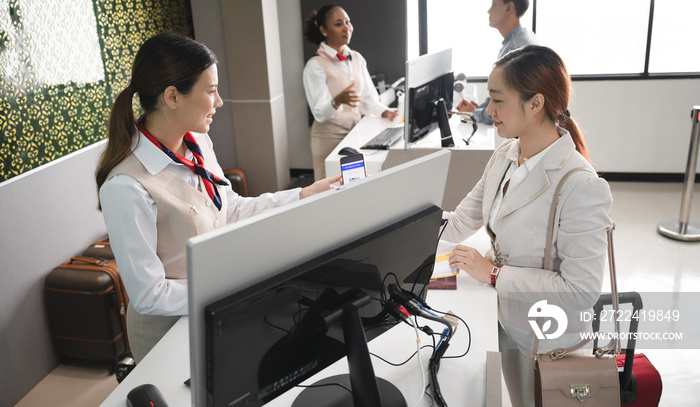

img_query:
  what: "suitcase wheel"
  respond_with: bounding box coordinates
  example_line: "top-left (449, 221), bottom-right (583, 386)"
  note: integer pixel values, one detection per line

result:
top-left (115, 355), bottom-right (136, 383)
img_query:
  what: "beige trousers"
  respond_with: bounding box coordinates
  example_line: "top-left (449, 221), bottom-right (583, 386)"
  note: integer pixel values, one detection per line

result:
top-left (126, 303), bottom-right (180, 363)
top-left (310, 123), bottom-right (347, 181)
top-left (499, 323), bottom-right (536, 407)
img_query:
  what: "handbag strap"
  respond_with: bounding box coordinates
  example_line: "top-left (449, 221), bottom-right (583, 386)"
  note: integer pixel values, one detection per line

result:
top-left (532, 167), bottom-right (620, 360)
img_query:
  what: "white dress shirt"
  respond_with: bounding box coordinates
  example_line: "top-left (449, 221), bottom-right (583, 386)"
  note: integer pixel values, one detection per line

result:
top-left (99, 131), bottom-right (300, 316)
top-left (303, 42), bottom-right (387, 123)
top-left (488, 138), bottom-right (557, 227)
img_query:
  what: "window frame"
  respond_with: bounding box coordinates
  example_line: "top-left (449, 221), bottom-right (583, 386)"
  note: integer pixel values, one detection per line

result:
top-left (418, 0), bottom-right (700, 82)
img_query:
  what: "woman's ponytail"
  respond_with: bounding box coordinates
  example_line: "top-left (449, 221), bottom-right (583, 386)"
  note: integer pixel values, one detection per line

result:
top-left (95, 86), bottom-right (137, 197)
top-left (303, 10), bottom-right (323, 45)
top-left (560, 115), bottom-right (590, 163)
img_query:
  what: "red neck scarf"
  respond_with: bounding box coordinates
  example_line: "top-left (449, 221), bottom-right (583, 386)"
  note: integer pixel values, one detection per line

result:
top-left (139, 123), bottom-right (228, 210)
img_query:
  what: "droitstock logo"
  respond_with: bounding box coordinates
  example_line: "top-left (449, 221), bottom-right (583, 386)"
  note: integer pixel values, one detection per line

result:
top-left (528, 300), bottom-right (568, 340)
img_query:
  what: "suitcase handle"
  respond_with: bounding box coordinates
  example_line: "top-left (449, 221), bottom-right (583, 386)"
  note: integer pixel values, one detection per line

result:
top-left (91, 237), bottom-right (111, 247)
top-left (593, 291), bottom-right (643, 392)
top-left (70, 256), bottom-right (108, 266)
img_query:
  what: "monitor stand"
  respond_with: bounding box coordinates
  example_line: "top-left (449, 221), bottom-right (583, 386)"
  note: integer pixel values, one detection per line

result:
top-left (292, 289), bottom-right (407, 407)
top-left (292, 375), bottom-right (406, 407)
top-left (435, 98), bottom-right (454, 148)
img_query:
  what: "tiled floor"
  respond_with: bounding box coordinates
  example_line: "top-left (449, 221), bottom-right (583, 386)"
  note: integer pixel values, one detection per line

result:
top-left (601, 182), bottom-right (700, 407)
top-left (16, 181), bottom-right (700, 406)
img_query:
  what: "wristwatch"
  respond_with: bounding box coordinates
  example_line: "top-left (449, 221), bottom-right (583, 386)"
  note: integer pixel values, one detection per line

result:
top-left (490, 266), bottom-right (501, 287)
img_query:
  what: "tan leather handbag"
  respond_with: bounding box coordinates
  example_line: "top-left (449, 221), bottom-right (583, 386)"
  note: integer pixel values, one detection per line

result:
top-left (533, 168), bottom-right (621, 406)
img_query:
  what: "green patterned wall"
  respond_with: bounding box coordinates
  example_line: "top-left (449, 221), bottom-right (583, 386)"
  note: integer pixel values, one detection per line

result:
top-left (0, 0), bottom-right (193, 182)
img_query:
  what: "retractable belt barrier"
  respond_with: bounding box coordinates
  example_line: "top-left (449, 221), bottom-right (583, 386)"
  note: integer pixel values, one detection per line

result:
top-left (658, 105), bottom-right (700, 241)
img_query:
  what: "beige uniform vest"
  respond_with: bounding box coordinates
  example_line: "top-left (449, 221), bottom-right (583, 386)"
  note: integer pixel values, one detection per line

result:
top-left (107, 141), bottom-right (228, 279)
top-left (310, 54), bottom-right (366, 179)
top-left (311, 54), bottom-right (364, 134)
top-left (107, 138), bottom-right (229, 362)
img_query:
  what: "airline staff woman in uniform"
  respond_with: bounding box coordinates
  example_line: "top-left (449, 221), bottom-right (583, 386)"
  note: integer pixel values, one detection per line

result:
top-left (303, 4), bottom-right (398, 180)
top-left (443, 45), bottom-right (613, 407)
top-left (95, 33), bottom-right (340, 363)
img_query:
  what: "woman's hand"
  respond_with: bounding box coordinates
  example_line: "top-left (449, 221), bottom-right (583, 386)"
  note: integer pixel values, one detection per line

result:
top-left (301, 175), bottom-right (342, 198)
top-left (334, 82), bottom-right (361, 108)
top-left (381, 109), bottom-right (398, 121)
top-left (448, 244), bottom-right (493, 285)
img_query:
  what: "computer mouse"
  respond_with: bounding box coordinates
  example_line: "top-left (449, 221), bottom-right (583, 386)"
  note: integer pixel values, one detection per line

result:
top-left (127, 383), bottom-right (168, 407)
top-left (338, 146), bottom-right (361, 156)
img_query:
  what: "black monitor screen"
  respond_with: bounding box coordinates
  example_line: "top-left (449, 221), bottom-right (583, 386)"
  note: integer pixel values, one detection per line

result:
top-left (204, 205), bottom-right (443, 407)
top-left (406, 72), bottom-right (454, 144)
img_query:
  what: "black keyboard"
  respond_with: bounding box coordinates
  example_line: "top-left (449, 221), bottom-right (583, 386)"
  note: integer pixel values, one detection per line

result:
top-left (361, 127), bottom-right (404, 150)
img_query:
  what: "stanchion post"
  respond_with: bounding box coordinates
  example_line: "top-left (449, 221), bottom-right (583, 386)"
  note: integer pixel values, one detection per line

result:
top-left (658, 106), bottom-right (700, 241)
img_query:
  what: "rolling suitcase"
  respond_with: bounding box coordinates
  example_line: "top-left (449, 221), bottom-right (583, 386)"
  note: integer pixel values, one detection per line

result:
top-left (593, 292), bottom-right (663, 406)
top-left (44, 256), bottom-right (130, 367)
top-left (615, 353), bottom-right (662, 407)
top-left (222, 167), bottom-right (249, 197)
top-left (82, 236), bottom-right (114, 259)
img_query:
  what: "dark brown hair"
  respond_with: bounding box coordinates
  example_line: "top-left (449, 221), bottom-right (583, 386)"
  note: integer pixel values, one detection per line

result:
top-left (95, 32), bottom-right (217, 202)
top-left (495, 45), bottom-right (589, 162)
top-left (506, 0), bottom-right (530, 17)
top-left (303, 4), bottom-right (338, 45)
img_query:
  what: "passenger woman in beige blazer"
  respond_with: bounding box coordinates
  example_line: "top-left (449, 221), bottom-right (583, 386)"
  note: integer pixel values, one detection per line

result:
top-left (302, 5), bottom-right (397, 180)
top-left (96, 33), bottom-right (339, 363)
top-left (443, 45), bottom-right (613, 407)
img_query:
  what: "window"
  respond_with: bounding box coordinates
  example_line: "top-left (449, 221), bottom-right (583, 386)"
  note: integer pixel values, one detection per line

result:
top-left (648, 0), bottom-right (700, 74)
top-left (412, 0), bottom-right (533, 77)
top-left (1, 0), bottom-right (104, 85)
top-left (536, 0), bottom-right (650, 75)
top-left (411, 0), bottom-right (700, 78)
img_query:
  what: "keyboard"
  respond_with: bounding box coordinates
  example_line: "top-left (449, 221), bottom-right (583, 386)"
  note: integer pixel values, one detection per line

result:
top-left (361, 126), bottom-right (404, 150)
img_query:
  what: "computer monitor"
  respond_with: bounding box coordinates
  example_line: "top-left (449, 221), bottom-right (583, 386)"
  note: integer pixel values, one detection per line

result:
top-left (404, 48), bottom-right (454, 147)
top-left (205, 205), bottom-right (443, 407)
top-left (187, 150), bottom-right (451, 407)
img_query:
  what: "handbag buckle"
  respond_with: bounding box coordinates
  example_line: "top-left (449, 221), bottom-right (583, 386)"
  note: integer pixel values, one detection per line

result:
top-left (595, 348), bottom-right (611, 358)
top-left (570, 384), bottom-right (591, 401)
top-left (548, 348), bottom-right (567, 360)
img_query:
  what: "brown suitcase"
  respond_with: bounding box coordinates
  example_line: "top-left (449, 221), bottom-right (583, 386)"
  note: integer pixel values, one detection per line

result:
top-left (223, 167), bottom-right (249, 197)
top-left (44, 256), bottom-right (130, 365)
top-left (82, 237), bottom-right (114, 259)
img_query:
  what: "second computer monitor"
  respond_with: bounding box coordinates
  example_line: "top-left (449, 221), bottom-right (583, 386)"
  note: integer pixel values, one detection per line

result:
top-left (404, 48), bottom-right (454, 146)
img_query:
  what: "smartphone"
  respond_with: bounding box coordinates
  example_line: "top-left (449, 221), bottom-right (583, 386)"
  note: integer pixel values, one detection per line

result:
top-left (340, 153), bottom-right (367, 184)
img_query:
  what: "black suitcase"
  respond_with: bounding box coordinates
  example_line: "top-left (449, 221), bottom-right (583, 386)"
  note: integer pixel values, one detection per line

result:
top-left (44, 256), bottom-right (130, 367)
